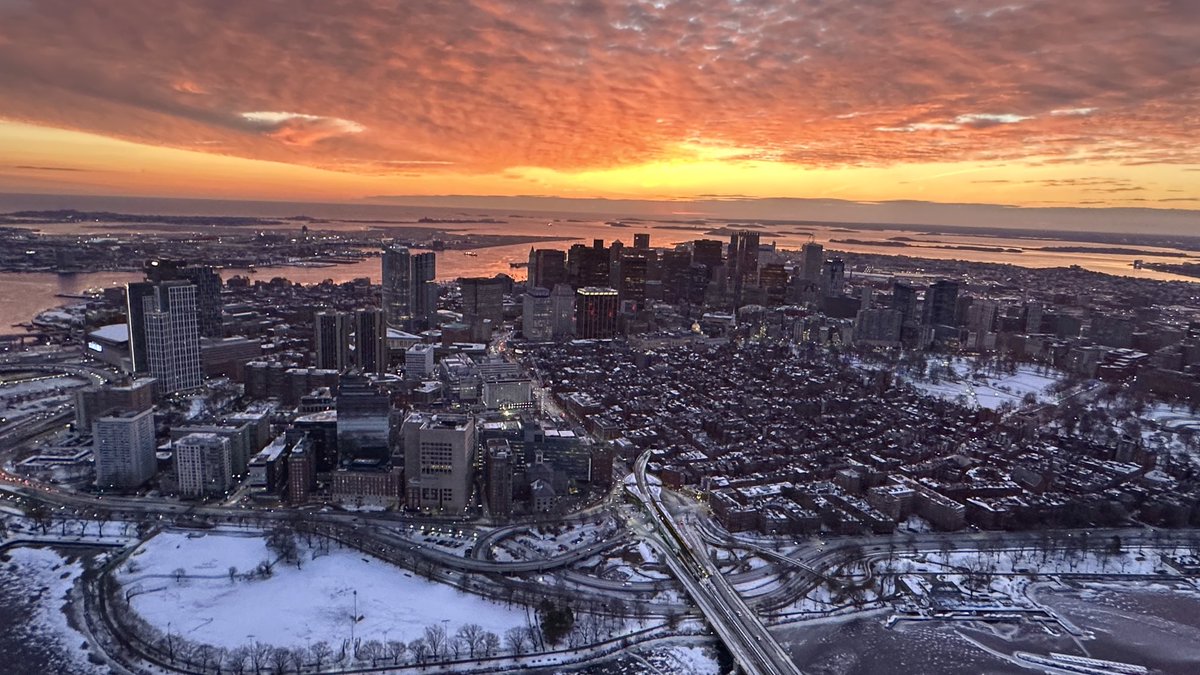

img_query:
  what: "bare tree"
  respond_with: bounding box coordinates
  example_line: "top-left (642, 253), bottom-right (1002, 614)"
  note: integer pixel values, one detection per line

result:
top-left (423, 623), bottom-right (448, 659)
top-left (269, 647), bottom-right (291, 674)
top-left (457, 623), bottom-right (486, 658)
top-left (249, 641), bottom-right (271, 673)
top-left (505, 626), bottom-right (528, 655)
top-left (386, 640), bottom-right (407, 665)
top-left (174, 567), bottom-right (187, 583)
top-left (225, 646), bottom-right (250, 675)
top-left (482, 631), bottom-right (500, 657)
top-left (310, 640), bottom-right (333, 670)
top-left (358, 640), bottom-right (384, 665)
top-left (228, 565), bottom-right (239, 583)
top-left (409, 638), bottom-right (430, 664)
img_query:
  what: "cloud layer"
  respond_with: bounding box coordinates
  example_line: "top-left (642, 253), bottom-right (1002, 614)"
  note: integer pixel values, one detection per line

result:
top-left (0, 0), bottom-right (1197, 176)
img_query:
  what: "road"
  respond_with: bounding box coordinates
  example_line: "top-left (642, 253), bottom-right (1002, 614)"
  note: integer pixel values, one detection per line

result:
top-left (629, 451), bottom-right (803, 675)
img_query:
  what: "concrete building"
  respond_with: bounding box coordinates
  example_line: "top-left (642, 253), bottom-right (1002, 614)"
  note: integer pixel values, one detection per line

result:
top-left (485, 438), bottom-right (514, 517)
top-left (75, 378), bottom-right (156, 429)
top-left (93, 408), bottom-right (157, 489)
top-left (522, 287), bottom-right (554, 341)
top-left (174, 432), bottom-right (233, 497)
top-left (405, 342), bottom-right (436, 380)
top-left (550, 283), bottom-right (576, 338)
top-left (528, 248), bottom-right (568, 290)
top-left (402, 412), bottom-right (476, 513)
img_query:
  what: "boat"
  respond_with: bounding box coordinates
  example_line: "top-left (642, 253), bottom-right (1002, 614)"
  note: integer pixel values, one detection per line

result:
top-left (463, 251), bottom-right (478, 257)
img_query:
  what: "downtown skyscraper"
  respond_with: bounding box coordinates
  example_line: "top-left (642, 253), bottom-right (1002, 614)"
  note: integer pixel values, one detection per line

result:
top-left (381, 244), bottom-right (437, 331)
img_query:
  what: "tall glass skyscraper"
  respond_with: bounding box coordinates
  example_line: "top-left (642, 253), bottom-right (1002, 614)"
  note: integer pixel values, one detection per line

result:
top-left (381, 244), bottom-right (436, 331)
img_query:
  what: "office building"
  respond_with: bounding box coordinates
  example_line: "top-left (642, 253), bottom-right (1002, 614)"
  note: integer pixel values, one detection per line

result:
top-left (314, 310), bottom-right (351, 371)
top-left (575, 287), bottom-right (619, 339)
top-left (550, 283), bottom-right (576, 338)
top-left (402, 412), bottom-right (477, 513)
top-left (618, 252), bottom-right (649, 305)
top-left (459, 276), bottom-right (505, 326)
top-left (354, 308), bottom-right (389, 374)
top-left (692, 239), bottom-right (724, 271)
top-left (528, 248), bottom-right (568, 289)
top-left (138, 280), bottom-right (202, 393)
top-left (727, 231), bottom-right (760, 303)
top-left (568, 240), bottom-right (611, 288)
top-left (802, 242), bottom-right (824, 282)
top-left (854, 308), bottom-right (904, 346)
top-left (381, 244), bottom-right (437, 330)
top-left (336, 376), bottom-right (392, 469)
top-left (405, 343), bottom-right (436, 380)
top-left (522, 287), bottom-right (554, 341)
top-left (821, 258), bottom-right (846, 296)
top-left (93, 408), bottom-right (156, 489)
top-left (633, 233), bottom-right (651, 250)
top-left (174, 432), bottom-right (233, 497)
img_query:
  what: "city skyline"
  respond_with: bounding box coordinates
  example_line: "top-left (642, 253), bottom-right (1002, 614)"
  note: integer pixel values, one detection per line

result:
top-left (0, 1), bottom-right (1198, 220)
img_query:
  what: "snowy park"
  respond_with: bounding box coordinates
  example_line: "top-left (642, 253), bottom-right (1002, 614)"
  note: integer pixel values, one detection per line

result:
top-left (115, 530), bottom-right (527, 652)
top-left (899, 358), bottom-right (1063, 410)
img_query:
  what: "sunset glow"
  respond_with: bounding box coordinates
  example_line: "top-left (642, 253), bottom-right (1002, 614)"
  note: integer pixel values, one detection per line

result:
top-left (0, 1), bottom-right (1197, 211)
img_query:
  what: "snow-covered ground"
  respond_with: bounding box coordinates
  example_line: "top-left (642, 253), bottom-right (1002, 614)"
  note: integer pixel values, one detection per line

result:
top-left (0, 546), bottom-right (106, 673)
top-left (117, 530), bottom-right (527, 650)
top-left (905, 359), bottom-right (1062, 410)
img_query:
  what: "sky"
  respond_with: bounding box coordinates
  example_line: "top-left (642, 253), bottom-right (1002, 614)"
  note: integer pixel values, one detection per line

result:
top-left (0, 0), bottom-right (1198, 225)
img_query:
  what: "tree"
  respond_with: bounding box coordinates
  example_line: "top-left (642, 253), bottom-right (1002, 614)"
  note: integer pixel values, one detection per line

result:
top-left (174, 567), bottom-right (187, 583)
top-left (409, 638), bottom-right (430, 664)
top-left (539, 601), bottom-right (575, 646)
top-left (505, 626), bottom-right (528, 655)
top-left (358, 640), bottom-right (384, 665)
top-left (269, 647), bottom-right (291, 674)
top-left (457, 623), bottom-right (486, 658)
top-left (225, 646), bottom-right (250, 675)
top-left (249, 641), bottom-right (271, 674)
top-left (423, 624), bottom-right (448, 659)
top-left (309, 641), bottom-right (333, 670)
top-left (228, 566), bottom-right (239, 583)
top-left (386, 640), bottom-right (407, 665)
top-left (482, 631), bottom-right (500, 657)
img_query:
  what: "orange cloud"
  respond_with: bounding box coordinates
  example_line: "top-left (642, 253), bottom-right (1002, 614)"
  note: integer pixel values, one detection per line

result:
top-left (0, 0), bottom-right (1196, 180)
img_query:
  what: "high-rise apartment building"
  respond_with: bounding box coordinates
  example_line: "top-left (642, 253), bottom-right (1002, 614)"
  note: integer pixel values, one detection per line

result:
top-left (144, 259), bottom-right (224, 338)
top-left (174, 432), bottom-right (233, 497)
top-left (575, 287), bottom-right (619, 339)
top-left (402, 412), bottom-right (476, 513)
top-left (381, 244), bottom-right (437, 330)
top-left (140, 280), bottom-right (202, 393)
top-left (93, 408), bottom-right (157, 489)
top-left (923, 279), bottom-right (961, 327)
top-left (314, 310), bottom-right (351, 371)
